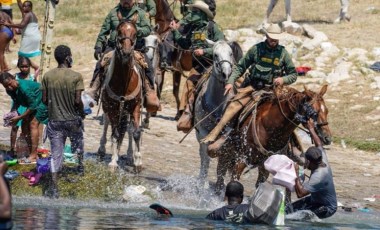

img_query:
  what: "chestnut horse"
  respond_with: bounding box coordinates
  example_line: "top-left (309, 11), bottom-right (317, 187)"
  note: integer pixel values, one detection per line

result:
top-left (154, 0), bottom-right (195, 119)
top-left (97, 21), bottom-right (143, 172)
top-left (215, 85), bottom-right (332, 193)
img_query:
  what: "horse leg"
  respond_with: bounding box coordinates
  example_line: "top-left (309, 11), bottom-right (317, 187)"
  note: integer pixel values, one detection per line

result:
top-left (132, 105), bottom-right (142, 173)
top-left (97, 113), bottom-right (109, 162)
top-left (256, 165), bottom-right (270, 188)
top-left (198, 143), bottom-right (210, 189)
top-left (109, 119), bottom-right (126, 172)
top-left (215, 154), bottom-right (228, 196)
top-left (173, 71), bottom-right (182, 120)
top-left (142, 112), bottom-right (150, 129)
top-left (233, 161), bottom-right (246, 181)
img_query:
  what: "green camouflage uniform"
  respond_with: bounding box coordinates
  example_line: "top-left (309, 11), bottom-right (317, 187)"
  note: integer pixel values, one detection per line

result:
top-left (228, 41), bottom-right (297, 87)
top-left (94, 4), bottom-right (151, 49)
top-left (136, 0), bottom-right (156, 17)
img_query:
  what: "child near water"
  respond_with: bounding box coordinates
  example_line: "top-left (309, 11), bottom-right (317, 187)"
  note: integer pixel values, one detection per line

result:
top-left (9, 57), bottom-right (36, 159)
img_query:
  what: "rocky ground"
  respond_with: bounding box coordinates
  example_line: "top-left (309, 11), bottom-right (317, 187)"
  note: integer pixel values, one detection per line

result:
top-left (1, 24), bottom-right (380, 211)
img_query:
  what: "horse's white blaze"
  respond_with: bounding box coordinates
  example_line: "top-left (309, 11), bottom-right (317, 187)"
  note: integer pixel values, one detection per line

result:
top-left (320, 104), bottom-right (325, 113)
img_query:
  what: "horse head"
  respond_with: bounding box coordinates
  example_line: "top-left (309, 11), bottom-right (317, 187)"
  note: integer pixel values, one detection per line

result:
top-left (302, 85), bottom-right (332, 145)
top-left (115, 20), bottom-right (137, 61)
top-left (208, 40), bottom-right (233, 83)
top-left (143, 32), bottom-right (161, 66)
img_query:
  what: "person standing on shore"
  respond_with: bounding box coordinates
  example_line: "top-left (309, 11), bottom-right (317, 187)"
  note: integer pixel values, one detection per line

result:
top-left (41, 45), bottom-right (85, 199)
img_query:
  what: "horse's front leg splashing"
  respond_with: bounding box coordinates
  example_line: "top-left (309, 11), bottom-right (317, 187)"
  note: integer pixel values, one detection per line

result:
top-left (97, 114), bottom-right (109, 162)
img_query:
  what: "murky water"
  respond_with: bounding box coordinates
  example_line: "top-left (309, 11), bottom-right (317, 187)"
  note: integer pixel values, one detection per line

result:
top-left (10, 197), bottom-right (380, 229)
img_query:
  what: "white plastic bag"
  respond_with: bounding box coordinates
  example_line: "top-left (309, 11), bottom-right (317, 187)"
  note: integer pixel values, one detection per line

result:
top-left (81, 92), bottom-right (95, 115)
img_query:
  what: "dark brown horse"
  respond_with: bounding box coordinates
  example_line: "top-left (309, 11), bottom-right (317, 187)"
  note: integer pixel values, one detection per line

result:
top-left (215, 85), bottom-right (332, 193)
top-left (154, 0), bottom-right (194, 119)
top-left (97, 21), bottom-right (143, 172)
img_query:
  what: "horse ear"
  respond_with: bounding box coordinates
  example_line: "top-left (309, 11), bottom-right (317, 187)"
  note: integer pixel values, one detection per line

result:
top-left (206, 39), bottom-right (215, 46)
top-left (319, 84), bottom-right (328, 96)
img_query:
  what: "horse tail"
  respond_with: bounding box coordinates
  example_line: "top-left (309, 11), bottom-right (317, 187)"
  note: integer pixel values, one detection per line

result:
top-left (228, 41), bottom-right (243, 64)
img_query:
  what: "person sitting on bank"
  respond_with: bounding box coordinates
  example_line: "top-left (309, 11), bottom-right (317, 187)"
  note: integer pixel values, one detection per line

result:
top-left (206, 181), bottom-right (251, 223)
top-left (201, 23), bottom-right (297, 155)
top-left (286, 118), bottom-right (337, 219)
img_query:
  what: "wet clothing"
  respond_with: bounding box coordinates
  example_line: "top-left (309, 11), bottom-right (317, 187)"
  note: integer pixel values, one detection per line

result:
top-left (136, 0), bottom-right (156, 17)
top-left (41, 68), bottom-right (84, 121)
top-left (227, 41), bottom-right (297, 88)
top-left (94, 4), bottom-right (151, 50)
top-left (286, 147), bottom-right (337, 219)
top-left (42, 67), bottom-right (85, 174)
top-left (7, 79), bottom-right (48, 124)
top-left (206, 204), bottom-right (251, 224)
top-left (47, 118), bottom-right (84, 173)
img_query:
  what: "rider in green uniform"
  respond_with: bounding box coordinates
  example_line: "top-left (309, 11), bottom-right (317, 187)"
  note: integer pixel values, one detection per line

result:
top-left (202, 24), bottom-right (298, 155)
top-left (89, 0), bottom-right (153, 104)
top-left (169, 0), bottom-right (224, 132)
top-left (135, 0), bottom-right (156, 18)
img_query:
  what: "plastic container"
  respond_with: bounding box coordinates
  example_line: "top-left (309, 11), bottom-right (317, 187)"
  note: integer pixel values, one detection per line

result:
top-left (15, 133), bottom-right (29, 158)
top-left (82, 92), bottom-right (95, 115)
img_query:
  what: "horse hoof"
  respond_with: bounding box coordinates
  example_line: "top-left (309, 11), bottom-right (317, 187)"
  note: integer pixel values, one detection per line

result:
top-left (151, 112), bottom-right (157, 117)
top-left (174, 111), bottom-right (182, 121)
top-left (134, 165), bottom-right (143, 174)
top-left (97, 151), bottom-right (105, 162)
top-left (108, 164), bottom-right (118, 172)
top-left (142, 121), bottom-right (149, 129)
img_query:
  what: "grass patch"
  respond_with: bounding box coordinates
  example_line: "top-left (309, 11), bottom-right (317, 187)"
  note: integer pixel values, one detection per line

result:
top-left (333, 136), bottom-right (380, 152)
top-left (9, 161), bottom-right (153, 201)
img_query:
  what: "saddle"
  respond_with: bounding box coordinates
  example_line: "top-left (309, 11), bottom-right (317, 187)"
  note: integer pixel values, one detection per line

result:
top-left (237, 89), bottom-right (273, 129)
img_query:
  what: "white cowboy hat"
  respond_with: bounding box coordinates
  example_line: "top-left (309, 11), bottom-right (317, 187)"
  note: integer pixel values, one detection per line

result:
top-left (265, 23), bottom-right (285, 40)
top-left (186, 1), bottom-right (214, 19)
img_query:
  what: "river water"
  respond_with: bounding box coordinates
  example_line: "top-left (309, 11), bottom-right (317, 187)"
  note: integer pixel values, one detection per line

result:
top-left (10, 197), bottom-right (380, 229)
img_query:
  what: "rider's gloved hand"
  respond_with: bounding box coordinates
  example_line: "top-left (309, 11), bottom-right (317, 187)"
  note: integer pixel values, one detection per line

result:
top-left (94, 47), bottom-right (102, 60)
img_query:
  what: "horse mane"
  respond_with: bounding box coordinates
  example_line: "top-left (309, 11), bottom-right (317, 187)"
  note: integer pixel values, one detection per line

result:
top-left (228, 41), bottom-right (243, 63)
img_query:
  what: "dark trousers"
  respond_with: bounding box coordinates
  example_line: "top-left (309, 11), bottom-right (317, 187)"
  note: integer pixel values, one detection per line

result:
top-left (285, 196), bottom-right (336, 219)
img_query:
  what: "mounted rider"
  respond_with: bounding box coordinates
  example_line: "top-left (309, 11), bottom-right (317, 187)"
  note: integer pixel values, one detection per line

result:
top-left (169, 0), bottom-right (224, 132)
top-left (160, 0), bottom-right (217, 70)
top-left (135, 0), bottom-right (156, 18)
top-left (201, 24), bottom-right (298, 155)
top-left (88, 0), bottom-right (158, 110)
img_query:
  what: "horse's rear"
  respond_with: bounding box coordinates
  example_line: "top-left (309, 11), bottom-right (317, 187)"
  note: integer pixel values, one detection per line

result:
top-left (98, 21), bottom-right (143, 173)
top-left (216, 85), bottom-right (332, 191)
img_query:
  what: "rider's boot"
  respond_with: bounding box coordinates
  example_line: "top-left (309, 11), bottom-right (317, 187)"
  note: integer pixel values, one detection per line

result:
top-left (177, 90), bottom-right (195, 133)
top-left (201, 99), bottom-right (245, 144)
top-left (144, 66), bottom-right (160, 113)
top-left (207, 127), bottom-right (233, 158)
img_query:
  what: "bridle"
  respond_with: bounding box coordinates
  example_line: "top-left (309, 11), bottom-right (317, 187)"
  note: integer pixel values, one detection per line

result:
top-left (115, 21), bottom-right (137, 58)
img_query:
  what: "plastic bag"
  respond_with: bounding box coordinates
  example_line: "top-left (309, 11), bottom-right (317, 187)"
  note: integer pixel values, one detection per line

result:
top-left (247, 182), bottom-right (282, 225)
top-left (37, 157), bottom-right (51, 174)
top-left (81, 92), bottom-right (95, 115)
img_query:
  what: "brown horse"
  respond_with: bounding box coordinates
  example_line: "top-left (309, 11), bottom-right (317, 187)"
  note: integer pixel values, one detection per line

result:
top-left (97, 21), bottom-right (143, 172)
top-left (215, 85), bottom-right (332, 193)
top-left (154, 0), bottom-right (193, 119)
